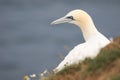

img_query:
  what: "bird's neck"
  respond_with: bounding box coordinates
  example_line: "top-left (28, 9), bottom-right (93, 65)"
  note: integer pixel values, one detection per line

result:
top-left (77, 20), bottom-right (99, 41)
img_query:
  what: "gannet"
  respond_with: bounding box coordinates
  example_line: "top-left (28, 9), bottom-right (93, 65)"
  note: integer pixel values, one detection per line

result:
top-left (51, 9), bottom-right (110, 73)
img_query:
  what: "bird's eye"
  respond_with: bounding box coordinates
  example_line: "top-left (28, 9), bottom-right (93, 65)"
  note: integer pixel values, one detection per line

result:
top-left (66, 16), bottom-right (74, 20)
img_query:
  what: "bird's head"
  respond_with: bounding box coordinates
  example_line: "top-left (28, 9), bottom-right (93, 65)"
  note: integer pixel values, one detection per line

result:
top-left (51, 9), bottom-right (92, 27)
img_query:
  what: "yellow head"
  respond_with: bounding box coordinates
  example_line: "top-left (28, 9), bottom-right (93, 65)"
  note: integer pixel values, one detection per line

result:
top-left (51, 9), bottom-right (93, 27)
top-left (51, 9), bottom-right (97, 41)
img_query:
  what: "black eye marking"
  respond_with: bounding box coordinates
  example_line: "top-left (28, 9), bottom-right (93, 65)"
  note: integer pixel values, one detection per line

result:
top-left (66, 16), bottom-right (74, 20)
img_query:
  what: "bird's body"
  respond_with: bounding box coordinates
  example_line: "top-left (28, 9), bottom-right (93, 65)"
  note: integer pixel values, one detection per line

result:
top-left (51, 9), bottom-right (110, 73)
top-left (54, 33), bottom-right (110, 72)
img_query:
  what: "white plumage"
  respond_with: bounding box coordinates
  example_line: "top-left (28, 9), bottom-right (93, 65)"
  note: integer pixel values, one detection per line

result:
top-left (51, 9), bottom-right (110, 73)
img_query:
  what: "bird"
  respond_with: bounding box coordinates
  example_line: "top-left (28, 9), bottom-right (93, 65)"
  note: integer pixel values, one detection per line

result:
top-left (51, 9), bottom-right (110, 73)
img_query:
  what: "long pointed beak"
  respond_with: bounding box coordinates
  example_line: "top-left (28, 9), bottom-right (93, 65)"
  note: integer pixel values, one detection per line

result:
top-left (51, 17), bottom-right (71, 25)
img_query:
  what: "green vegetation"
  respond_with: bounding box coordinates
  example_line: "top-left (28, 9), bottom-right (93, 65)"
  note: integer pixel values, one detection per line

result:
top-left (111, 75), bottom-right (120, 80)
top-left (41, 36), bottom-right (120, 80)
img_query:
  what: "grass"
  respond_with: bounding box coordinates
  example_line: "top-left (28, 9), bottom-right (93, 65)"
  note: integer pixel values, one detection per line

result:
top-left (40, 36), bottom-right (120, 80)
top-left (111, 75), bottom-right (120, 80)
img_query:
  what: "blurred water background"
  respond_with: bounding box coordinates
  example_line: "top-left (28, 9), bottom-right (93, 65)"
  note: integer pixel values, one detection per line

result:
top-left (0, 0), bottom-right (120, 80)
